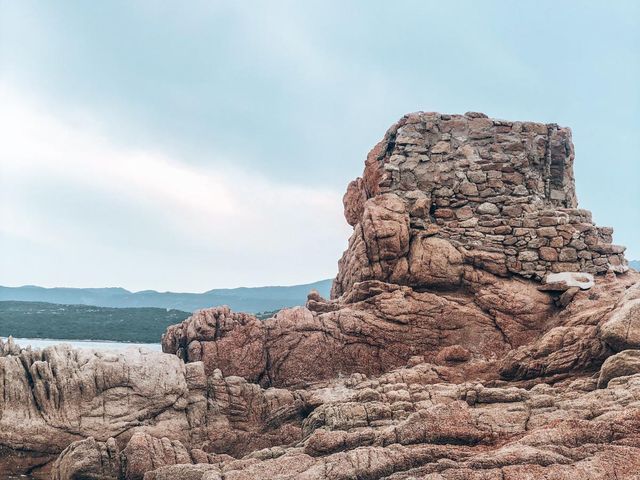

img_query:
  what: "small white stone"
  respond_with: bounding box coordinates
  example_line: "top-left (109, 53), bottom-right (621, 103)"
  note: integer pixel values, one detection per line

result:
top-left (543, 272), bottom-right (595, 290)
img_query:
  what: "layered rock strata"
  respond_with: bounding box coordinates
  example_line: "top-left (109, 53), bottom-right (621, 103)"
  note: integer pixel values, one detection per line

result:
top-left (0, 112), bottom-right (637, 480)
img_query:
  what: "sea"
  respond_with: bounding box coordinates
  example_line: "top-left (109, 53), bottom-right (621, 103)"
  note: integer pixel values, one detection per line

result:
top-left (2, 337), bottom-right (162, 351)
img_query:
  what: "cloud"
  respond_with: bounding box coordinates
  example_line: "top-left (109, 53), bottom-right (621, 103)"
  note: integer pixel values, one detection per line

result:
top-left (1, 1), bottom-right (637, 288)
top-left (0, 83), bottom-right (352, 291)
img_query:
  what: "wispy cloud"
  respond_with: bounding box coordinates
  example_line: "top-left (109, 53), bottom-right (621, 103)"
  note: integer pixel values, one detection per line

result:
top-left (0, 0), bottom-right (637, 290)
top-left (0, 83), bottom-right (351, 290)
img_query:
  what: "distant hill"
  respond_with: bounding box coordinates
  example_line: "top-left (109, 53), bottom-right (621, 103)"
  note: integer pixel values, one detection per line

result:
top-left (0, 279), bottom-right (333, 314)
top-left (0, 301), bottom-right (191, 343)
top-left (631, 260), bottom-right (640, 270)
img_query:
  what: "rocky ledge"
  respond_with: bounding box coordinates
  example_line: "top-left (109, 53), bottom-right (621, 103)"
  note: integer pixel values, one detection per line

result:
top-left (1, 112), bottom-right (639, 480)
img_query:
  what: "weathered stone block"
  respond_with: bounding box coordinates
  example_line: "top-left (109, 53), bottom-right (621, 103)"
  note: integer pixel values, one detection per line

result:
top-left (455, 206), bottom-right (474, 220)
top-left (518, 250), bottom-right (539, 262)
top-left (539, 247), bottom-right (559, 262)
top-left (459, 181), bottom-right (479, 196)
top-left (467, 170), bottom-right (487, 183)
top-left (502, 205), bottom-right (523, 217)
top-left (559, 248), bottom-right (578, 262)
top-left (477, 202), bottom-right (500, 215)
top-left (549, 237), bottom-right (564, 248)
top-left (538, 227), bottom-right (558, 238)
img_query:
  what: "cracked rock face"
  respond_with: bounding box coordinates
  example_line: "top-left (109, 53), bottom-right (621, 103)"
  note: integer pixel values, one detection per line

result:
top-left (1, 112), bottom-right (639, 479)
top-left (0, 344), bottom-right (193, 475)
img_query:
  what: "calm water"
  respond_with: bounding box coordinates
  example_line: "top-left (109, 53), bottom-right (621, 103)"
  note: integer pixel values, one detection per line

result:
top-left (2, 337), bottom-right (162, 351)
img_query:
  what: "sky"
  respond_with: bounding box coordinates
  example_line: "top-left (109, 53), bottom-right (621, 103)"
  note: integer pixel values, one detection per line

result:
top-left (0, 1), bottom-right (638, 292)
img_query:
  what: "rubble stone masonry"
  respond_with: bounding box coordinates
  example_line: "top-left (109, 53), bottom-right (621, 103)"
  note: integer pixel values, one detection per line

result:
top-left (333, 111), bottom-right (627, 297)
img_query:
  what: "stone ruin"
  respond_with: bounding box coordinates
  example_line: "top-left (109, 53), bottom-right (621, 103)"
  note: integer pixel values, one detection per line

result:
top-left (333, 111), bottom-right (628, 297)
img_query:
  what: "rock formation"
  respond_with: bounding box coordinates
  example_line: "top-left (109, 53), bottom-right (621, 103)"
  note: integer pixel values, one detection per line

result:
top-left (0, 112), bottom-right (638, 480)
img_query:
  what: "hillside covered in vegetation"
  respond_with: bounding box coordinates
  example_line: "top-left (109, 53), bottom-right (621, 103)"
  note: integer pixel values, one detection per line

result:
top-left (0, 301), bottom-right (192, 343)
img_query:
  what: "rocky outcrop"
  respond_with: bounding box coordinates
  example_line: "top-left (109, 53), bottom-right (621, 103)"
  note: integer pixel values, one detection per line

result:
top-left (53, 362), bottom-right (640, 480)
top-left (1, 112), bottom-right (638, 479)
top-left (0, 345), bottom-right (306, 476)
top-left (162, 271), bottom-right (564, 388)
top-left (0, 343), bottom-right (191, 472)
top-left (161, 263), bottom-right (636, 389)
top-left (51, 432), bottom-right (223, 480)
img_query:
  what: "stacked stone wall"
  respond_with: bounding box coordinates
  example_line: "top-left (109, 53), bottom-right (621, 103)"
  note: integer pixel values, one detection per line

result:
top-left (334, 111), bottom-right (627, 296)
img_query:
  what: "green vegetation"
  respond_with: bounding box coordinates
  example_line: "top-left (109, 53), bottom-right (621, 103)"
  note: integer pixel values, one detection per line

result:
top-left (255, 309), bottom-right (282, 320)
top-left (0, 301), bottom-right (191, 343)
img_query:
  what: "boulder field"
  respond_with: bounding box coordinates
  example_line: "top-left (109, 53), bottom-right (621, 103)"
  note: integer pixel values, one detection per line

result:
top-left (1, 112), bottom-right (639, 480)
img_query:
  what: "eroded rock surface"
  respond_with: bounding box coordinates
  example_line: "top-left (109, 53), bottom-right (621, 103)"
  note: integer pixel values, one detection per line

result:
top-left (52, 363), bottom-right (640, 480)
top-left (1, 112), bottom-right (638, 479)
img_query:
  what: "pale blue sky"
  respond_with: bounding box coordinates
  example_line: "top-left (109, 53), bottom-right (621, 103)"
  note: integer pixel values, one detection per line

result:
top-left (0, 1), bottom-right (638, 291)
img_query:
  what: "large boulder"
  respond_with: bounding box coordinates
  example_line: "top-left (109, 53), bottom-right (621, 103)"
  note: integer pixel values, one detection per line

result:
top-left (51, 437), bottom-right (119, 480)
top-left (407, 236), bottom-right (464, 287)
top-left (598, 350), bottom-right (640, 388)
top-left (600, 292), bottom-right (640, 351)
top-left (120, 432), bottom-right (193, 480)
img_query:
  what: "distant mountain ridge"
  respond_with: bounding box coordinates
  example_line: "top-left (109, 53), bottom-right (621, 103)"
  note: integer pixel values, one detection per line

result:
top-left (631, 260), bottom-right (640, 271)
top-left (0, 279), bottom-right (333, 314)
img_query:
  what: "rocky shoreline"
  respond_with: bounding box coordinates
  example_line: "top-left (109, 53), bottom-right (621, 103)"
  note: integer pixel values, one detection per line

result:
top-left (1, 112), bottom-right (638, 479)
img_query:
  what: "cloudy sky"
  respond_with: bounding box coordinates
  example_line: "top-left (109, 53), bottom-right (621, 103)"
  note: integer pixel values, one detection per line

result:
top-left (1, 1), bottom-right (638, 292)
